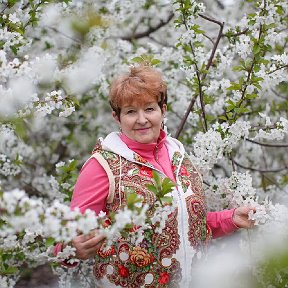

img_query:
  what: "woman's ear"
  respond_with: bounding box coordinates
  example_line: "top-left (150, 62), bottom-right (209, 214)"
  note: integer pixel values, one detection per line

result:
top-left (112, 111), bottom-right (120, 124)
top-left (162, 104), bottom-right (167, 115)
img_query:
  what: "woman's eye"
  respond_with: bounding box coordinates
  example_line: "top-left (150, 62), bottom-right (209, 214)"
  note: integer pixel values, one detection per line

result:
top-left (127, 110), bottom-right (135, 114)
top-left (146, 107), bottom-right (154, 112)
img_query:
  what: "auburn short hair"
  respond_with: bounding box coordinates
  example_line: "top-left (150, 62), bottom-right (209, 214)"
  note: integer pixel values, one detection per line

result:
top-left (109, 65), bottom-right (167, 117)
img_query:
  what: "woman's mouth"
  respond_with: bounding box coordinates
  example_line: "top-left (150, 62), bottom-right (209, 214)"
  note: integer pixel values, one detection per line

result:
top-left (135, 127), bottom-right (150, 132)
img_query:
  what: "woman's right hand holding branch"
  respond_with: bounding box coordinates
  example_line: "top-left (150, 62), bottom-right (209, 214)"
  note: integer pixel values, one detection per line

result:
top-left (71, 230), bottom-right (106, 260)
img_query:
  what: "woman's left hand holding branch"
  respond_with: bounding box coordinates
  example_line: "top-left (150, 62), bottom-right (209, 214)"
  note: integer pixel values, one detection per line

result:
top-left (233, 206), bottom-right (256, 229)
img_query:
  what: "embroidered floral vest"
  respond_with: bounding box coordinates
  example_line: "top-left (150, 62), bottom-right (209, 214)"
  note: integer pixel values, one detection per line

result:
top-left (90, 133), bottom-right (212, 287)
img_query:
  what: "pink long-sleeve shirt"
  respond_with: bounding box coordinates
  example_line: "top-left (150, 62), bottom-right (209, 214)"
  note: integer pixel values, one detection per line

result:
top-left (71, 132), bottom-right (238, 238)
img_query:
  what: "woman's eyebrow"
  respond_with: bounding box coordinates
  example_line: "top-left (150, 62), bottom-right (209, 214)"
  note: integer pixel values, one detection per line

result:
top-left (122, 102), bottom-right (156, 109)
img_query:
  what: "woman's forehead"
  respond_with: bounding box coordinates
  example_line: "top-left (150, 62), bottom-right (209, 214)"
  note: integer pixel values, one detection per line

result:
top-left (119, 94), bottom-right (159, 108)
top-left (121, 100), bottom-right (158, 108)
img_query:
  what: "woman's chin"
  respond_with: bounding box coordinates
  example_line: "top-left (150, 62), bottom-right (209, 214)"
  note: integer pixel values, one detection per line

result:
top-left (134, 135), bottom-right (156, 144)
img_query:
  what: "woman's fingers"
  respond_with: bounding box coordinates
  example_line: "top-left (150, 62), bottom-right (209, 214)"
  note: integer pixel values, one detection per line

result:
top-left (83, 233), bottom-right (106, 250)
top-left (233, 206), bottom-right (256, 229)
top-left (71, 231), bottom-right (106, 260)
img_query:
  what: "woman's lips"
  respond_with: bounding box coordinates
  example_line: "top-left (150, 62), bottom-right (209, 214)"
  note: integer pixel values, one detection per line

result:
top-left (135, 127), bottom-right (150, 133)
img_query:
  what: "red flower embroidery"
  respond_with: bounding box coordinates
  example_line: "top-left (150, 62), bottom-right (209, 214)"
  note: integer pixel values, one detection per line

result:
top-left (129, 225), bottom-right (141, 232)
top-left (171, 165), bottom-right (177, 172)
top-left (102, 218), bottom-right (111, 228)
top-left (97, 246), bottom-right (115, 258)
top-left (158, 272), bottom-right (170, 284)
top-left (118, 265), bottom-right (129, 278)
top-left (180, 166), bottom-right (189, 176)
top-left (140, 166), bottom-right (153, 178)
top-left (182, 178), bottom-right (191, 187)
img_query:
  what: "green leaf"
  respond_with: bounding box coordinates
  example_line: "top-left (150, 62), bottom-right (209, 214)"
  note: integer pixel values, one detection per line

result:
top-left (151, 59), bottom-right (161, 66)
top-left (146, 184), bottom-right (158, 193)
top-left (246, 93), bottom-right (258, 99)
top-left (152, 171), bottom-right (161, 188)
top-left (253, 82), bottom-right (262, 90)
top-left (226, 99), bottom-right (236, 108)
top-left (253, 44), bottom-right (261, 54)
top-left (226, 106), bottom-right (235, 112)
top-left (232, 65), bottom-right (244, 72)
top-left (126, 192), bottom-right (142, 210)
top-left (45, 237), bottom-right (55, 247)
top-left (8, 0), bottom-right (17, 7)
top-left (227, 83), bottom-right (242, 91)
top-left (162, 177), bottom-right (176, 189)
top-left (234, 107), bottom-right (249, 114)
top-left (3, 266), bottom-right (18, 275)
top-left (131, 56), bottom-right (143, 63)
top-left (160, 196), bottom-right (173, 205)
top-left (218, 115), bottom-right (228, 121)
top-left (71, 97), bottom-right (80, 107)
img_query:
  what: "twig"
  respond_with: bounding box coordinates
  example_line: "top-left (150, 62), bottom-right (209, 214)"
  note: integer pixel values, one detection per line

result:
top-left (47, 26), bottom-right (81, 43)
top-left (174, 95), bottom-right (197, 139)
top-left (271, 88), bottom-right (287, 100)
top-left (148, 36), bottom-right (175, 48)
top-left (231, 24), bottom-right (263, 122)
top-left (175, 12), bottom-right (224, 138)
top-left (214, 163), bottom-right (230, 177)
top-left (214, 0), bottom-right (225, 9)
top-left (121, 13), bottom-right (174, 41)
top-left (199, 14), bottom-right (224, 74)
top-left (267, 64), bottom-right (288, 75)
top-left (222, 28), bottom-right (249, 38)
top-left (1, 4), bottom-right (8, 14)
top-left (199, 14), bottom-right (224, 131)
top-left (232, 158), bottom-right (288, 173)
top-left (175, 1), bottom-right (206, 136)
top-left (203, 33), bottom-right (215, 45)
top-left (245, 138), bottom-right (288, 148)
top-left (79, 266), bottom-right (95, 288)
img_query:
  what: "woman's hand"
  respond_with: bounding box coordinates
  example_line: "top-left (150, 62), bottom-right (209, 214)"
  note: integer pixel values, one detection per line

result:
top-left (71, 230), bottom-right (106, 260)
top-left (233, 206), bottom-right (256, 229)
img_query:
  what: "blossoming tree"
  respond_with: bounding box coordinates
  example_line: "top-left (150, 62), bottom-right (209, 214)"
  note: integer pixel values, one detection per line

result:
top-left (0, 0), bottom-right (288, 287)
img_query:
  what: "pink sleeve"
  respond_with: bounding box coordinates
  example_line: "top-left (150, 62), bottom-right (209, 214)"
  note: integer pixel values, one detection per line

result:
top-left (70, 158), bottom-right (109, 214)
top-left (207, 209), bottom-right (239, 239)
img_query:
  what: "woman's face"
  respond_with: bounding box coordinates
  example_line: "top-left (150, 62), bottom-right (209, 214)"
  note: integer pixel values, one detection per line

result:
top-left (113, 101), bottom-right (166, 144)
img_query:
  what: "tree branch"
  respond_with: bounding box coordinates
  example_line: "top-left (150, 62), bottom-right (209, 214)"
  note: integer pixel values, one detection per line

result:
top-left (271, 88), bottom-right (288, 100)
top-left (199, 14), bottom-right (224, 74)
top-left (232, 158), bottom-right (288, 173)
top-left (174, 95), bottom-right (198, 138)
top-left (222, 28), bottom-right (249, 38)
top-left (203, 33), bottom-right (215, 45)
top-left (246, 138), bottom-right (288, 148)
top-left (121, 13), bottom-right (174, 41)
top-left (175, 13), bottom-right (224, 138)
top-left (214, 0), bottom-right (225, 9)
top-left (148, 36), bottom-right (175, 48)
top-left (267, 64), bottom-right (288, 75)
top-left (47, 26), bottom-right (81, 43)
top-left (1, 4), bottom-right (8, 14)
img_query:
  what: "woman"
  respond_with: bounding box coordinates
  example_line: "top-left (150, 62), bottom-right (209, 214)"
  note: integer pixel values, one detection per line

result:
top-left (56, 65), bottom-right (254, 287)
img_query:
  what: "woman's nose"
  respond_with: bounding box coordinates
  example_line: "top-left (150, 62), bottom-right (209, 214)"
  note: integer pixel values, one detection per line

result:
top-left (136, 111), bottom-right (147, 124)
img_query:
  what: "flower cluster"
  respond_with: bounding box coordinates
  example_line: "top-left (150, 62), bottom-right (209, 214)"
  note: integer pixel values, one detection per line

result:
top-left (190, 120), bottom-right (251, 172)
